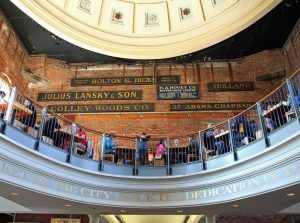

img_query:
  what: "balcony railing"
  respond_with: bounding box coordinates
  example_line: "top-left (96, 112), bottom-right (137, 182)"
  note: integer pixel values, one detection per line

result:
top-left (0, 68), bottom-right (300, 175)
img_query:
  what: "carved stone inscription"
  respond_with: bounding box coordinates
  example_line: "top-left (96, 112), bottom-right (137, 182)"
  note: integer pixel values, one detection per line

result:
top-left (1, 159), bottom-right (300, 203)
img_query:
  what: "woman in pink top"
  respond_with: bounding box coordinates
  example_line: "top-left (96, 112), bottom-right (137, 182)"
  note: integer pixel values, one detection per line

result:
top-left (155, 139), bottom-right (166, 159)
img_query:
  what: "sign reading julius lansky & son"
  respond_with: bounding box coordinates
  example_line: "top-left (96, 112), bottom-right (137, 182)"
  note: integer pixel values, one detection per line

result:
top-left (208, 82), bottom-right (254, 92)
top-left (48, 103), bottom-right (155, 113)
top-left (71, 75), bottom-right (180, 86)
top-left (170, 102), bottom-right (255, 111)
top-left (157, 84), bottom-right (199, 100)
top-left (37, 90), bottom-right (142, 101)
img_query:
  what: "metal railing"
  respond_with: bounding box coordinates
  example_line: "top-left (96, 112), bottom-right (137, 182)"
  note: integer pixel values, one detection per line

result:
top-left (0, 68), bottom-right (300, 173)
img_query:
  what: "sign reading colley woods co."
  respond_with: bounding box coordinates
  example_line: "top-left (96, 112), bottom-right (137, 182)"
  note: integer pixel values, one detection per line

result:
top-left (170, 102), bottom-right (255, 111)
top-left (157, 84), bottom-right (199, 100)
top-left (71, 75), bottom-right (180, 86)
top-left (37, 90), bottom-right (142, 101)
top-left (48, 103), bottom-right (155, 113)
top-left (208, 82), bottom-right (254, 92)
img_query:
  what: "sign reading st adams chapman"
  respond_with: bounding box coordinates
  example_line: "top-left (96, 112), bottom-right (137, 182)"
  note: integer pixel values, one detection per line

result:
top-left (170, 102), bottom-right (255, 111)
top-left (37, 90), bottom-right (142, 101)
top-left (48, 103), bottom-right (155, 113)
top-left (208, 82), bottom-right (254, 92)
top-left (71, 75), bottom-right (180, 86)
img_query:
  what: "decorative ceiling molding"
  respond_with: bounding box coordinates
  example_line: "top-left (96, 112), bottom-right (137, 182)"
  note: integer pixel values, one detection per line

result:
top-left (10, 0), bottom-right (282, 59)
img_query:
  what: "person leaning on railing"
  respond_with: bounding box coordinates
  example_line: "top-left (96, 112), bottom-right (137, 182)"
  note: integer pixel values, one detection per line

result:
top-left (103, 134), bottom-right (116, 162)
top-left (42, 115), bottom-right (61, 144)
top-left (18, 99), bottom-right (37, 130)
top-left (74, 127), bottom-right (87, 156)
top-left (136, 132), bottom-right (150, 165)
top-left (204, 123), bottom-right (224, 155)
top-left (155, 139), bottom-right (167, 164)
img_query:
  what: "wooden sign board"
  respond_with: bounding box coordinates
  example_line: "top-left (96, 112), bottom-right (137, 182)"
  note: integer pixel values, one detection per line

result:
top-left (157, 84), bottom-right (199, 100)
top-left (71, 75), bottom-right (180, 86)
top-left (156, 75), bottom-right (180, 84)
top-left (48, 103), bottom-right (155, 113)
top-left (37, 90), bottom-right (142, 101)
top-left (170, 102), bottom-right (255, 111)
top-left (207, 82), bottom-right (254, 92)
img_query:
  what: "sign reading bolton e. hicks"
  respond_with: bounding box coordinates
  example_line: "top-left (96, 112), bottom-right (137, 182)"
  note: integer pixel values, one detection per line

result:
top-left (208, 82), bottom-right (254, 92)
top-left (157, 84), bottom-right (199, 100)
top-left (71, 75), bottom-right (180, 86)
top-left (170, 102), bottom-right (255, 111)
top-left (37, 90), bottom-right (142, 101)
top-left (48, 103), bottom-right (155, 113)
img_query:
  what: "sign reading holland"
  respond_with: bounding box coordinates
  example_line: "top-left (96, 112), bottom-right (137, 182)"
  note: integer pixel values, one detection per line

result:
top-left (207, 82), bottom-right (254, 92)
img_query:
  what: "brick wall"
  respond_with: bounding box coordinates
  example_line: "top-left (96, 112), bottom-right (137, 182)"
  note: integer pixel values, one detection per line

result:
top-left (24, 50), bottom-right (285, 136)
top-left (283, 18), bottom-right (300, 76)
top-left (0, 9), bottom-right (29, 92)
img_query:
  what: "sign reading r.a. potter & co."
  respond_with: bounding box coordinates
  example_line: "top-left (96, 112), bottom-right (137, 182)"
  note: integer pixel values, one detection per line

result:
top-left (207, 82), bottom-right (254, 92)
top-left (37, 90), bottom-right (142, 101)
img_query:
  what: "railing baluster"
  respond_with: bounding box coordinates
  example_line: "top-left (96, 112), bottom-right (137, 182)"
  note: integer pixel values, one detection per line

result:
top-left (67, 123), bottom-right (76, 163)
top-left (4, 87), bottom-right (16, 124)
top-left (287, 79), bottom-right (300, 123)
top-left (167, 137), bottom-right (172, 175)
top-left (256, 102), bottom-right (270, 147)
top-left (99, 133), bottom-right (105, 171)
top-left (198, 131), bottom-right (206, 170)
top-left (133, 137), bottom-right (138, 175)
top-left (227, 119), bottom-right (236, 160)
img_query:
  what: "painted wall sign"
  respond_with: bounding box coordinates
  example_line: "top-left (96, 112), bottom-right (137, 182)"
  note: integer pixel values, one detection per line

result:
top-left (156, 75), bottom-right (180, 84)
top-left (48, 103), bottom-right (155, 113)
top-left (170, 102), bottom-right (255, 111)
top-left (71, 76), bottom-right (180, 86)
top-left (157, 84), bottom-right (199, 100)
top-left (207, 82), bottom-right (254, 92)
top-left (37, 90), bottom-right (142, 101)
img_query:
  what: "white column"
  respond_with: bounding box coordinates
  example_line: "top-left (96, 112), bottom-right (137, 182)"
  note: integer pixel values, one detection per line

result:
top-left (205, 215), bottom-right (216, 223)
top-left (88, 215), bottom-right (100, 223)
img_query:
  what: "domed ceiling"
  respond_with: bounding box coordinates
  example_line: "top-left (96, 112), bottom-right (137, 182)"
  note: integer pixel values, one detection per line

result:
top-left (9, 0), bottom-right (283, 59)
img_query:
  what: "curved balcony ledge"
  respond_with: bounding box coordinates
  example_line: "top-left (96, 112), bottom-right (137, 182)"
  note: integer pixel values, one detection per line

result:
top-left (1, 120), bottom-right (300, 210)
